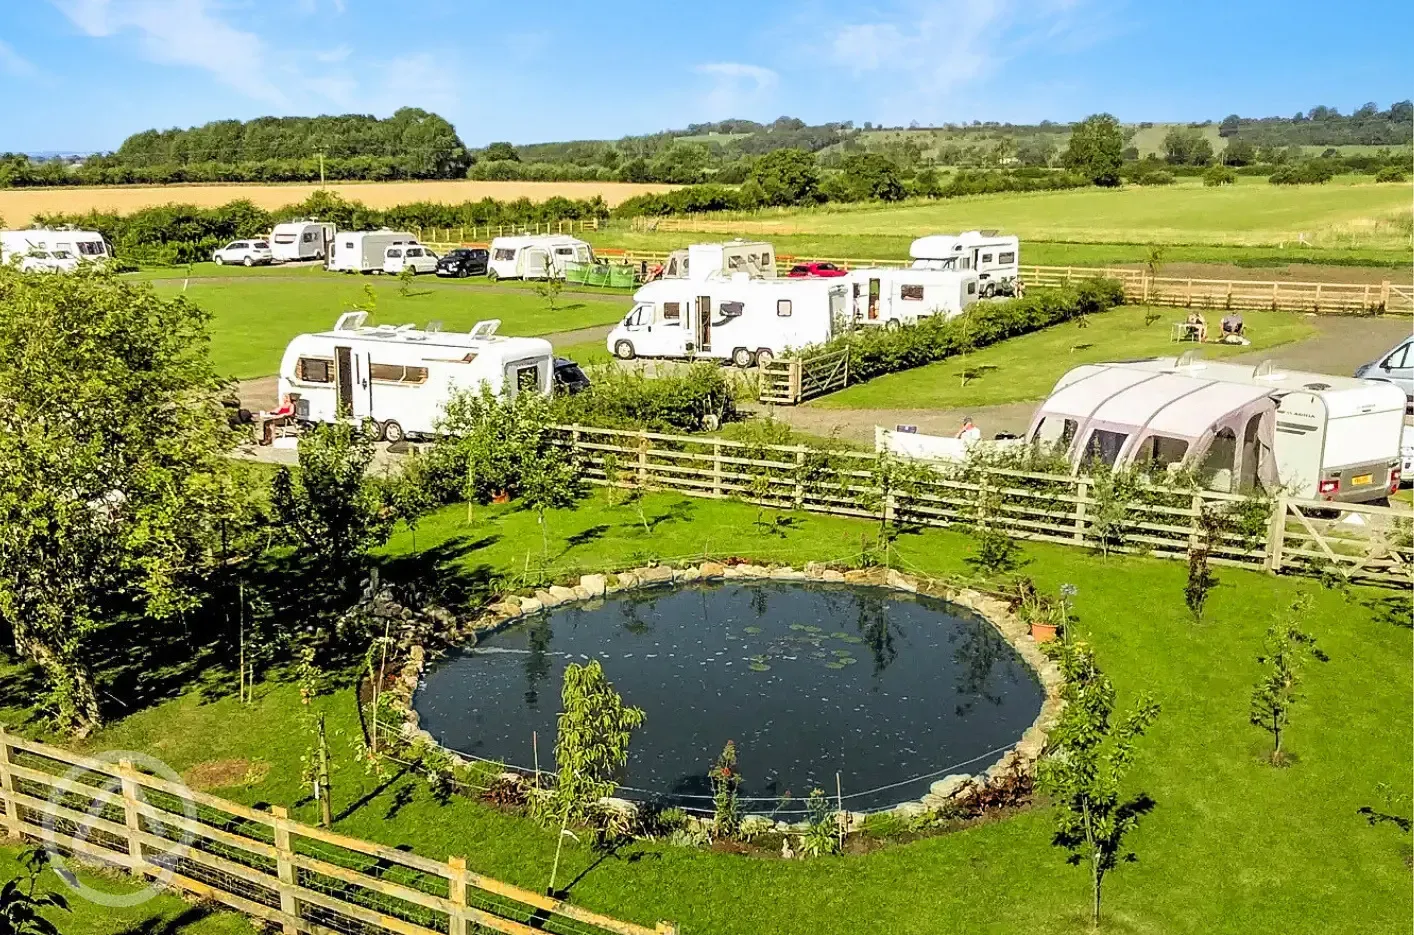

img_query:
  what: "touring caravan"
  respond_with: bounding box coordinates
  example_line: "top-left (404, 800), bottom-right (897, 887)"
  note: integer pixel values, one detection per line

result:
top-left (606, 273), bottom-right (844, 368)
top-left (910, 231), bottom-right (1020, 295)
top-left (276, 314), bottom-right (554, 442)
top-left (486, 235), bottom-right (593, 281)
top-left (270, 221), bottom-right (335, 262)
top-left (327, 230), bottom-right (417, 273)
top-left (655, 240), bottom-right (777, 281)
top-left (847, 267), bottom-right (980, 328)
top-left (1082, 356), bottom-right (1407, 502)
top-left (1, 228), bottom-right (108, 270)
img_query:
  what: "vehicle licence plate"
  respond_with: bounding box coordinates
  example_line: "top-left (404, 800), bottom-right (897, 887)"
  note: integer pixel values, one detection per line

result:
top-left (1352, 473), bottom-right (1373, 486)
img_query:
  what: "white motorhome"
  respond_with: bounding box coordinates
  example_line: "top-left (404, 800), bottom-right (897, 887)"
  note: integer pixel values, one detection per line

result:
top-left (847, 267), bottom-right (980, 328)
top-left (606, 273), bottom-right (845, 368)
top-left (270, 221), bottom-right (335, 262)
top-left (486, 235), bottom-right (593, 281)
top-left (276, 314), bottom-right (554, 442)
top-left (1, 228), bottom-right (109, 270)
top-left (655, 240), bottom-right (777, 280)
top-left (910, 231), bottom-right (1019, 295)
top-left (327, 230), bottom-right (417, 273)
top-left (1087, 356), bottom-right (1407, 502)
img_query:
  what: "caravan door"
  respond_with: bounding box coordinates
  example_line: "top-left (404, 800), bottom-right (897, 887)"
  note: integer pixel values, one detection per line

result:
top-left (694, 295), bottom-right (713, 353)
top-left (334, 346), bottom-right (373, 421)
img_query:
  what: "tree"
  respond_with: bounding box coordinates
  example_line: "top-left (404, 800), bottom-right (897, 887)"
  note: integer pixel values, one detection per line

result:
top-left (1250, 595), bottom-right (1326, 763)
top-left (1202, 164), bottom-right (1237, 187)
top-left (840, 153), bottom-right (905, 201)
top-left (0, 848), bottom-right (68, 935)
top-left (271, 421), bottom-right (393, 584)
top-left (1061, 114), bottom-right (1124, 186)
top-left (553, 660), bottom-right (645, 820)
top-left (648, 143), bottom-right (711, 184)
top-left (1223, 138), bottom-right (1256, 166)
top-left (483, 141), bottom-right (519, 162)
top-left (519, 442), bottom-right (584, 565)
top-left (709, 740), bottom-right (742, 838)
top-left (1162, 127), bottom-right (1214, 166)
top-left (532, 254), bottom-right (564, 311)
top-left (1035, 639), bottom-right (1161, 927)
top-left (749, 149), bottom-right (821, 206)
top-left (0, 268), bottom-right (250, 734)
top-left (1218, 114), bottom-right (1241, 137)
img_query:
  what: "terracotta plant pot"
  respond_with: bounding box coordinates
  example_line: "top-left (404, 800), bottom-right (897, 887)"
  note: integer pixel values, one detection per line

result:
top-left (1030, 621), bottom-right (1058, 643)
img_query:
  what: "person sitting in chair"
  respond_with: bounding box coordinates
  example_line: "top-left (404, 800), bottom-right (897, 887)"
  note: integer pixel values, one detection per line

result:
top-left (1185, 310), bottom-right (1208, 343)
top-left (1220, 311), bottom-right (1247, 344)
top-left (260, 393), bottom-right (296, 445)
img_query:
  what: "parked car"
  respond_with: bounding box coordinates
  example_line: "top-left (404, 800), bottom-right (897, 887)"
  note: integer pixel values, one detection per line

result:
top-left (553, 357), bottom-right (591, 395)
top-left (213, 240), bottom-right (273, 266)
top-left (1355, 336), bottom-right (1414, 411)
top-left (382, 244), bottom-right (438, 276)
top-left (435, 247), bottom-right (490, 278)
top-left (786, 261), bottom-right (847, 278)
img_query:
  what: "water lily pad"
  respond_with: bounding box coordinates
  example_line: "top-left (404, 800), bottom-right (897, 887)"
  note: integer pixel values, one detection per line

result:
top-left (824, 661), bottom-right (846, 670)
top-left (789, 624), bottom-right (808, 632)
top-left (744, 626), bottom-right (763, 635)
top-left (832, 649), bottom-right (853, 657)
top-left (839, 656), bottom-right (858, 665)
top-left (748, 662), bottom-right (772, 672)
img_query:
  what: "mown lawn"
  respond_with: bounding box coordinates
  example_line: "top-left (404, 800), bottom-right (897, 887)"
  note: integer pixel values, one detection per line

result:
top-left (4, 491), bottom-right (1409, 935)
top-left (146, 277), bottom-right (629, 378)
top-left (813, 304), bottom-right (1317, 410)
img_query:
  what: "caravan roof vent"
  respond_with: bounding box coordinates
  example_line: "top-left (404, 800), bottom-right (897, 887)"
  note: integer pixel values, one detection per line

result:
top-left (1175, 349), bottom-right (1206, 371)
top-left (1253, 359), bottom-right (1287, 381)
top-left (1303, 382), bottom-right (1331, 391)
top-left (469, 319), bottom-right (501, 340)
top-left (980, 229), bottom-right (1000, 236)
top-left (333, 311), bottom-right (369, 331)
top-left (426, 320), bottom-right (443, 334)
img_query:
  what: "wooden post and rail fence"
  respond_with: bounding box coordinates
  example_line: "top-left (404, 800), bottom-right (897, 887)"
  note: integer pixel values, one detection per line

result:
top-left (556, 423), bottom-right (1412, 588)
top-left (0, 728), bottom-right (675, 935)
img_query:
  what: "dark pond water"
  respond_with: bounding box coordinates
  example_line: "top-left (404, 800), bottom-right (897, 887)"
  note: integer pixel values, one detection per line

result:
top-left (414, 582), bottom-right (1043, 813)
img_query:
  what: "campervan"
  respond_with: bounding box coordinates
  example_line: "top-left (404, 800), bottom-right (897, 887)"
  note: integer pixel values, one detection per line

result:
top-left (327, 230), bottom-right (417, 273)
top-left (276, 314), bottom-right (553, 443)
top-left (1, 228), bottom-right (108, 270)
top-left (606, 273), bottom-right (845, 368)
top-left (270, 221), bottom-right (335, 262)
top-left (910, 231), bottom-right (1020, 295)
top-left (486, 235), bottom-right (593, 280)
top-left (1085, 356), bottom-right (1407, 502)
top-left (847, 267), bottom-right (980, 328)
top-left (655, 241), bottom-right (777, 281)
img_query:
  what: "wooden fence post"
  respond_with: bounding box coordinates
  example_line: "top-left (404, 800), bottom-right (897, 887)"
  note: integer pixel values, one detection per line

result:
top-left (637, 434), bottom-right (648, 487)
top-left (1379, 280), bottom-right (1390, 310)
top-left (1072, 480), bottom-right (1088, 542)
top-left (1314, 282), bottom-right (1323, 313)
top-left (1271, 282), bottom-right (1279, 311)
top-left (713, 442), bottom-right (724, 498)
top-left (1265, 492), bottom-right (1288, 573)
top-left (448, 856), bottom-right (469, 935)
top-left (1185, 279), bottom-right (1193, 306)
top-left (0, 726), bottom-right (20, 840)
top-left (271, 806), bottom-right (300, 935)
top-left (1141, 273), bottom-right (1150, 304)
top-left (794, 446), bottom-right (806, 509)
top-left (790, 359), bottom-right (802, 404)
top-left (117, 759), bottom-right (145, 869)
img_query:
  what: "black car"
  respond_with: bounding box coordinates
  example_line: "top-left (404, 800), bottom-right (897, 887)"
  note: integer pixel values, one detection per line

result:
top-left (435, 247), bottom-right (489, 278)
top-left (553, 358), bottom-right (591, 395)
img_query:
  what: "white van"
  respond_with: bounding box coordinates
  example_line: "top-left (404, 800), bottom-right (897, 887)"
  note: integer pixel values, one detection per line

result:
top-left (327, 230), bottom-right (417, 273)
top-left (607, 273), bottom-right (845, 368)
top-left (383, 244), bottom-right (438, 276)
top-left (486, 235), bottom-right (593, 281)
top-left (270, 221), bottom-right (335, 262)
top-left (277, 314), bottom-right (553, 443)
top-left (847, 267), bottom-right (980, 328)
top-left (910, 231), bottom-right (1019, 295)
top-left (1, 228), bottom-right (108, 270)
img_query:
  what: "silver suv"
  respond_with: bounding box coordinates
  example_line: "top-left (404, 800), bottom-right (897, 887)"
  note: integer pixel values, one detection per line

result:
top-left (1355, 337), bottom-right (1414, 410)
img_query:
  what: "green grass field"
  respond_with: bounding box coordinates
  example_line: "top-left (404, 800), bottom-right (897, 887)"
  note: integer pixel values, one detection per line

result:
top-left (148, 278), bottom-right (629, 378)
top-left (3, 491), bottom-right (1409, 935)
top-left (814, 305), bottom-right (1317, 410)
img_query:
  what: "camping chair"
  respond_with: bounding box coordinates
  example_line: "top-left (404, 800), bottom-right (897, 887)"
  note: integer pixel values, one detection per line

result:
top-left (1171, 321), bottom-right (1204, 343)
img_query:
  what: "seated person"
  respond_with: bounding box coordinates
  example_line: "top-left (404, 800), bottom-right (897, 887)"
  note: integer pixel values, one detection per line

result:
top-left (1221, 311), bottom-right (1245, 339)
top-left (1185, 310), bottom-right (1207, 342)
top-left (259, 393), bottom-right (296, 445)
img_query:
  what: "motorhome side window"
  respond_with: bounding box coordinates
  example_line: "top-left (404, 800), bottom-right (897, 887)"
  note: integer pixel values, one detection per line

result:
top-left (998, 251), bottom-right (1015, 264)
top-left (493, 248), bottom-right (516, 260)
top-left (981, 253), bottom-right (993, 264)
top-left (369, 363), bottom-right (429, 384)
top-left (720, 301), bottom-right (744, 318)
top-left (297, 357), bottom-right (333, 383)
top-left (900, 285), bottom-right (924, 301)
top-left (727, 256), bottom-right (743, 270)
top-left (967, 281), bottom-right (977, 294)
top-left (516, 365), bottom-right (540, 392)
top-left (554, 247), bottom-right (574, 256)
top-left (777, 300), bottom-right (792, 317)
top-left (662, 302), bottom-right (681, 322)
top-left (77, 241), bottom-right (104, 256)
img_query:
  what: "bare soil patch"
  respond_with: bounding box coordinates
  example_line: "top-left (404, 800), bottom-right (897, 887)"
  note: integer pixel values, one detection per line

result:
top-left (1128, 262), bottom-right (1410, 286)
top-left (183, 758), bottom-right (269, 791)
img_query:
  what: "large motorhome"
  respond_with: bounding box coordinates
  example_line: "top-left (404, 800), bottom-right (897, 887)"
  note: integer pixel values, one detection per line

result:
top-left (486, 235), bottom-right (593, 280)
top-left (327, 230), bottom-right (418, 273)
top-left (606, 273), bottom-right (845, 368)
top-left (270, 220), bottom-right (336, 262)
top-left (277, 314), bottom-right (554, 442)
top-left (910, 231), bottom-right (1019, 295)
top-left (1, 228), bottom-right (109, 270)
top-left (846, 267), bottom-right (980, 328)
top-left (655, 241), bottom-right (777, 280)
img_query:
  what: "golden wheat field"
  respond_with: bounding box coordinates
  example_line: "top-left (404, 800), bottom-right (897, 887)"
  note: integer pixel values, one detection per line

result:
top-left (0, 180), bottom-right (679, 220)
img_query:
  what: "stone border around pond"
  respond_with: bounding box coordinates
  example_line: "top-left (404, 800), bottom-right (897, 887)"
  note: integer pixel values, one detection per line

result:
top-left (381, 561), bottom-right (1066, 827)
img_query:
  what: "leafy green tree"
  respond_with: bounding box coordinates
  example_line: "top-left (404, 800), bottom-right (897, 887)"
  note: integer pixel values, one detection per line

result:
top-left (1203, 164), bottom-right (1237, 186)
top-left (482, 141), bottom-right (520, 162)
top-left (1223, 138), bottom-right (1257, 166)
top-left (552, 660), bottom-right (646, 821)
top-left (1061, 114), bottom-right (1125, 186)
top-left (519, 441), bottom-right (585, 564)
top-left (648, 143), bottom-right (711, 184)
top-left (0, 848), bottom-right (68, 935)
top-left (1250, 595), bottom-right (1326, 763)
top-left (0, 268), bottom-right (250, 733)
top-left (272, 421), bottom-right (393, 584)
top-left (749, 149), bottom-right (821, 206)
top-left (840, 153), bottom-right (905, 201)
top-left (1162, 126), bottom-right (1214, 166)
top-left (1036, 639), bottom-right (1161, 927)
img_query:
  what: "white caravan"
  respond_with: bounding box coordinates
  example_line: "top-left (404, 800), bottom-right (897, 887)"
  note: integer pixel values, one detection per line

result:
top-left (656, 240), bottom-right (777, 280)
top-left (270, 221), bottom-right (335, 262)
top-left (607, 273), bottom-right (845, 368)
top-left (1, 228), bottom-right (108, 270)
top-left (277, 314), bottom-right (554, 443)
top-left (910, 231), bottom-right (1020, 295)
top-left (1087, 356), bottom-right (1407, 502)
top-left (847, 267), bottom-right (980, 328)
top-left (327, 230), bottom-right (417, 273)
top-left (486, 235), bottom-right (593, 280)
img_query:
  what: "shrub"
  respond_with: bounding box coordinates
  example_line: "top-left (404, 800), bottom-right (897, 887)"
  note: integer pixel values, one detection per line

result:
top-left (1375, 165), bottom-right (1409, 183)
top-left (552, 363), bottom-right (738, 432)
top-left (1132, 168), bottom-right (1175, 186)
top-left (1269, 160), bottom-right (1338, 185)
top-left (1203, 164), bottom-right (1237, 186)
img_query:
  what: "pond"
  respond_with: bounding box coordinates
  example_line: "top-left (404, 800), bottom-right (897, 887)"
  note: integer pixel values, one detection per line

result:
top-left (414, 581), bottom-right (1044, 813)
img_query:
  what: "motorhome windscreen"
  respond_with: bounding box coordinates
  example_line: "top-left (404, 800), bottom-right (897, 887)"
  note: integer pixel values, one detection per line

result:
top-left (76, 241), bottom-right (105, 256)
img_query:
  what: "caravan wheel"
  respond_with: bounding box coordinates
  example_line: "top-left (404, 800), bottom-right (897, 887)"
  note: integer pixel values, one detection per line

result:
top-left (380, 420), bottom-right (405, 444)
top-left (884, 319), bottom-right (901, 332)
top-left (754, 348), bottom-right (775, 368)
top-left (731, 347), bottom-right (755, 369)
top-left (982, 282), bottom-right (996, 298)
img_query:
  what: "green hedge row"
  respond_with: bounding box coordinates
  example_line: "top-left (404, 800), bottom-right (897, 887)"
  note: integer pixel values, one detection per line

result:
top-left (800, 278), bottom-right (1126, 383)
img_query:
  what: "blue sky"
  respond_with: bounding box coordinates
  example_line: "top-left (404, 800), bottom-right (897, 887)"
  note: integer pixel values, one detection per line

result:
top-left (1, 0), bottom-right (1411, 153)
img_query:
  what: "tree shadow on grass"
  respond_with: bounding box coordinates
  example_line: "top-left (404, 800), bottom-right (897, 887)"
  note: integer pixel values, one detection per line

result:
top-left (646, 500), bottom-right (697, 532)
top-left (564, 525), bottom-right (610, 550)
top-left (115, 904), bottom-right (219, 935)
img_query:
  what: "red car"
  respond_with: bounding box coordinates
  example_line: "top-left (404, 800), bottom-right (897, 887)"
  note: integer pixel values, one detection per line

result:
top-left (786, 261), bottom-right (848, 278)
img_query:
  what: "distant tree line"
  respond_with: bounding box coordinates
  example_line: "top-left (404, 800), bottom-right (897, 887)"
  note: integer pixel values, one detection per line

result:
top-left (1219, 102), bottom-right (1412, 147)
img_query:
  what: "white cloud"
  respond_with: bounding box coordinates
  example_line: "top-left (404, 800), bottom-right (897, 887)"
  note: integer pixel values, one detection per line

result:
top-left (695, 62), bottom-right (780, 118)
top-left (313, 44), bottom-right (352, 64)
top-left (0, 38), bottom-right (37, 78)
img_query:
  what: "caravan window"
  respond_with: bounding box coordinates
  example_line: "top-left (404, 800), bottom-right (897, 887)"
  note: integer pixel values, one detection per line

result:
top-left (1082, 429), bottom-right (1129, 468)
top-left (727, 256), bottom-right (744, 270)
top-left (777, 300), bottom-right (792, 317)
top-left (1133, 434), bottom-right (1189, 469)
top-left (302, 231), bottom-right (317, 243)
top-left (661, 302), bottom-right (681, 322)
top-left (515, 365), bottom-right (541, 393)
top-left (1200, 428), bottom-right (1238, 491)
top-left (273, 233), bottom-right (296, 244)
top-left (297, 357), bottom-right (333, 383)
top-left (998, 251), bottom-right (1015, 265)
top-left (554, 247), bottom-right (574, 256)
top-left (900, 285), bottom-right (924, 301)
top-left (493, 248), bottom-right (516, 261)
top-left (370, 363), bottom-right (429, 384)
top-left (1032, 416), bottom-right (1077, 450)
top-left (719, 301), bottom-right (744, 318)
top-left (76, 241), bottom-right (105, 256)
top-left (981, 253), bottom-right (993, 264)
top-left (967, 281), bottom-right (977, 294)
